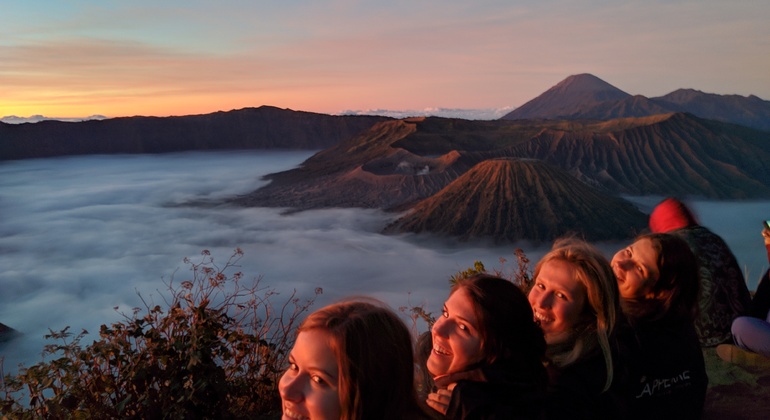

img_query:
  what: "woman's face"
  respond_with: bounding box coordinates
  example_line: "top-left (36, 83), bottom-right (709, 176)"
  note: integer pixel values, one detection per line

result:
top-left (279, 329), bottom-right (341, 420)
top-left (611, 237), bottom-right (660, 299)
top-left (428, 287), bottom-right (484, 377)
top-left (528, 259), bottom-right (587, 345)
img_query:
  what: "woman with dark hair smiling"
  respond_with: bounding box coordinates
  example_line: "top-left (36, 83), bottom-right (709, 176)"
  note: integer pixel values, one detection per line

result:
top-left (611, 232), bottom-right (708, 420)
top-left (425, 274), bottom-right (547, 419)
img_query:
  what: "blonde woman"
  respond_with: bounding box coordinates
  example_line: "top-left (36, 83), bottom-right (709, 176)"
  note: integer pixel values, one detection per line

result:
top-left (528, 237), bottom-right (627, 418)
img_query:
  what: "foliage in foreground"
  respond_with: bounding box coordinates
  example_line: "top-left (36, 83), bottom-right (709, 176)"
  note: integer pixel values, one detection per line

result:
top-left (1, 249), bottom-right (320, 419)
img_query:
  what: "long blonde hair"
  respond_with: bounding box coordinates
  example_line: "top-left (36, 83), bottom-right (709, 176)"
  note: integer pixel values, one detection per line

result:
top-left (532, 238), bottom-right (620, 392)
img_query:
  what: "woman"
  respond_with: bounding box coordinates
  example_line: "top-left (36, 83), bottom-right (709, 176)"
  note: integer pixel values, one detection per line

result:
top-left (611, 233), bottom-right (708, 420)
top-left (425, 274), bottom-right (547, 419)
top-left (648, 197), bottom-right (751, 346)
top-left (528, 238), bottom-right (627, 418)
top-left (278, 298), bottom-right (429, 420)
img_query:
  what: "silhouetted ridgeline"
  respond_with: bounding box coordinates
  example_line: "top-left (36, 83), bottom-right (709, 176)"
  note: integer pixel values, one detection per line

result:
top-left (0, 106), bottom-right (390, 161)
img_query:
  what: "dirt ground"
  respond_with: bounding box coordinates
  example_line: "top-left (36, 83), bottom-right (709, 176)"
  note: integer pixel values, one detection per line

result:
top-left (702, 347), bottom-right (770, 420)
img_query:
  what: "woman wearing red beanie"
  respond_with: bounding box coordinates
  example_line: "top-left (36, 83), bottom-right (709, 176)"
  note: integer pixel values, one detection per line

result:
top-left (648, 197), bottom-right (752, 346)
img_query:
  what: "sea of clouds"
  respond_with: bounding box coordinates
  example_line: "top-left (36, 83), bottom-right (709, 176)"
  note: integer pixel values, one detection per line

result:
top-left (337, 106), bottom-right (515, 120)
top-left (0, 150), bottom-right (767, 372)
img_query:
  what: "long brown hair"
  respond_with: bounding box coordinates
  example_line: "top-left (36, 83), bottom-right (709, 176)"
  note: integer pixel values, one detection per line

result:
top-left (531, 238), bottom-right (620, 391)
top-left (450, 274), bottom-right (546, 382)
top-left (620, 232), bottom-right (700, 324)
top-left (299, 298), bottom-right (425, 420)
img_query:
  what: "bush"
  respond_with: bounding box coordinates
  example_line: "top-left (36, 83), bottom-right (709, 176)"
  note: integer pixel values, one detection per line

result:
top-left (0, 249), bottom-right (320, 419)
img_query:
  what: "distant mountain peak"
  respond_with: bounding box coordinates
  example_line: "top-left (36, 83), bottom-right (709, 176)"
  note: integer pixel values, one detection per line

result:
top-left (551, 73), bottom-right (628, 96)
top-left (501, 73), bottom-right (770, 131)
top-left (501, 74), bottom-right (630, 120)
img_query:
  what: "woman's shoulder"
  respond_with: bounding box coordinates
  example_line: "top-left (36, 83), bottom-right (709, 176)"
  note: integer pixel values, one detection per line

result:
top-left (547, 352), bottom-right (607, 394)
top-left (448, 376), bottom-right (546, 419)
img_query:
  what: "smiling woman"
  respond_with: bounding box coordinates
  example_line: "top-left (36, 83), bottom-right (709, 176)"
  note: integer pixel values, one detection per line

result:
top-left (425, 274), bottom-right (547, 419)
top-left (279, 298), bottom-right (430, 420)
top-left (610, 233), bottom-right (708, 420)
top-left (527, 238), bottom-right (626, 418)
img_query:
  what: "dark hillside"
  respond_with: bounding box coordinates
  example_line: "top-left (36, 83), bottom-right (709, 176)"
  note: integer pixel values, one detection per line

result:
top-left (0, 106), bottom-right (390, 160)
top-left (501, 73), bottom-right (631, 120)
top-left (653, 89), bottom-right (770, 132)
top-left (501, 74), bottom-right (770, 132)
top-left (506, 113), bottom-right (770, 198)
top-left (383, 158), bottom-right (647, 243)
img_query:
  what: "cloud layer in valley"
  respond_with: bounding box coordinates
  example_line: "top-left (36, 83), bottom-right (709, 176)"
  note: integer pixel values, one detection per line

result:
top-left (1, 151), bottom-right (767, 373)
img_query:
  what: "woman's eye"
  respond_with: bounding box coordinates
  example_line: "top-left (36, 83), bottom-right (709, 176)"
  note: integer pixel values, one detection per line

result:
top-left (536, 283), bottom-right (545, 290)
top-left (288, 362), bottom-right (298, 371)
top-left (459, 324), bottom-right (468, 331)
top-left (442, 309), bottom-right (449, 318)
top-left (556, 292), bottom-right (567, 300)
top-left (311, 375), bottom-right (326, 385)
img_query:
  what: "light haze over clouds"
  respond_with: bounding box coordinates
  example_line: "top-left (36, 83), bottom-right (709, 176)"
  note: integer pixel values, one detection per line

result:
top-left (1, 151), bottom-right (768, 373)
top-left (1, 1), bottom-right (768, 119)
top-left (0, 151), bottom-right (547, 371)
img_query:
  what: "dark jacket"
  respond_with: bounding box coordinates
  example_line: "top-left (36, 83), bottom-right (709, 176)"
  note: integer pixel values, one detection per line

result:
top-left (543, 322), bottom-right (635, 420)
top-left (669, 225), bottom-right (752, 346)
top-left (440, 360), bottom-right (547, 419)
top-left (621, 315), bottom-right (708, 420)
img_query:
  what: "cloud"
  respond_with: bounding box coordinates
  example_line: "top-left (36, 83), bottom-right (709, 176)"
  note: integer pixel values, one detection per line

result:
top-left (0, 150), bottom-right (767, 374)
top-left (338, 106), bottom-right (514, 120)
top-left (0, 151), bottom-right (539, 371)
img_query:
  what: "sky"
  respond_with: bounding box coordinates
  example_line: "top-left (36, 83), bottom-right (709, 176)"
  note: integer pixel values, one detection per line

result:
top-left (1, 0), bottom-right (769, 119)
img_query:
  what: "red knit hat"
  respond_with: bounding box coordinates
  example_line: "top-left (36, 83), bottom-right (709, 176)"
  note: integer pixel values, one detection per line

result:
top-left (649, 198), bottom-right (698, 233)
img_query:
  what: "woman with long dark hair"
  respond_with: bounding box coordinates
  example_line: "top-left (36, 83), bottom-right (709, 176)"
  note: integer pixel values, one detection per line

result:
top-left (279, 298), bottom-right (430, 420)
top-left (611, 233), bottom-right (708, 419)
top-left (424, 274), bottom-right (547, 419)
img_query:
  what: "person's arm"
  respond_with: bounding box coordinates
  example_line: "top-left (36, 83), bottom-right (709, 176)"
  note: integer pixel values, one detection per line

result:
top-left (750, 227), bottom-right (770, 318)
top-left (763, 225), bottom-right (770, 263)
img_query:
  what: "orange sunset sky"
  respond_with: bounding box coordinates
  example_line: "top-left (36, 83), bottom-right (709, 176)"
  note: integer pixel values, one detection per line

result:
top-left (2, 0), bottom-right (769, 119)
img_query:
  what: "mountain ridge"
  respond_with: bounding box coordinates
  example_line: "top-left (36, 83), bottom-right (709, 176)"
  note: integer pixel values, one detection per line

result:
top-left (501, 74), bottom-right (770, 132)
top-left (383, 158), bottom-right (647, 243)
top-left (0, 106), bottom-right (391, 161)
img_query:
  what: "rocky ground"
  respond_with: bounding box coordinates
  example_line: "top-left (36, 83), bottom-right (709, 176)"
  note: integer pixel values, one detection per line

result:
top-left (703, 347), bottom-right (770, 419)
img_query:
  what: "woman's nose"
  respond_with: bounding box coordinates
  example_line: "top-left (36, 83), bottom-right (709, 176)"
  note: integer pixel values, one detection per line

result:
top-left (615, 258), bottom-right (632, 271)
top-left (432, 317), bottom-right (448, 337)
top-left (535, 292), bottom-right (552, 308)
top-left (278, 372), bottom-right (303, 402)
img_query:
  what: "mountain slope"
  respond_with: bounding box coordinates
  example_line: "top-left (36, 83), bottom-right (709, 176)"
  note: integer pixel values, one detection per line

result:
top-left (501, 74), bottom-right (770, 132)
top-left (383, 158), bottom-right (647, 243)
top-left (653, 89), bottom-right (770, 132)
top-left (0, 106), bottom-right (390, 160)
top-left (501, 74), bottom-right (631, 120)
top-left (237, 113), bottom-right (770, 216)
top-left (234, 117), bottom-right (541, 210)
top-left (506, 113), bottom-right (770, 198)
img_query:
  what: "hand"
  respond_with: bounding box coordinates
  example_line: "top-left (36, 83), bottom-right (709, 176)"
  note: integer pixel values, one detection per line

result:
top-left (426, 383), bottom-right (456, 415)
